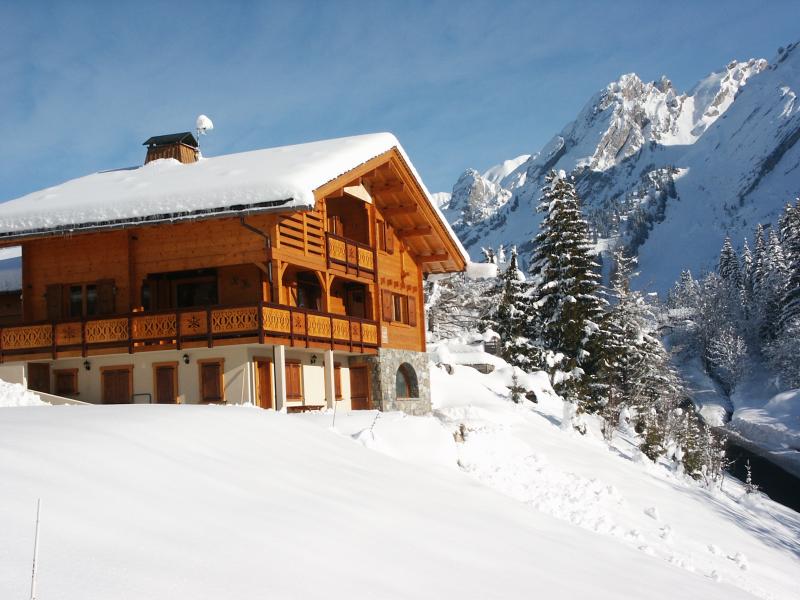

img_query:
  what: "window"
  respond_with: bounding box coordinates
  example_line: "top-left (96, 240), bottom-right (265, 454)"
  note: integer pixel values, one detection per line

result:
top-left (382, 292), bottom-right (417, 326)
top-left (47, 280), bottom-right (114, 320)
top-left (142, 269), bottom-right (218, 311)
top-left (395, 363), bottom-right (418, 399)
top-left (199, 359), bottom-right (224, 403)
top-left (54, 368), bottom-right (79, 396)
top-left (285, 361), bottom-right (303, 400)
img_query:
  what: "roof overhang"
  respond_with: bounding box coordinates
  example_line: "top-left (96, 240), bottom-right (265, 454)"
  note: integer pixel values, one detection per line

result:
top-left (313, 148), bottom-right (467, 275)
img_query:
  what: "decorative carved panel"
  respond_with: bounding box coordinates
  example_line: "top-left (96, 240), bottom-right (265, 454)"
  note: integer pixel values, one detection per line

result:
top-left (291, 312), bottom-right (306, 335)
top-left (55, 322), bottom-right (83, 346)
top-left (361, 323), bottom-right (378, 345)
top-left (2, 324), bottom-right (53, 350)
top-left (263, 307), bottom-right (290, 334)
top-left (328, 237), bottom-right (346, 262)
top-left (350, 321), bottom-right (362, 343)
top-left (85, 318), bottom-right (129, 344)
top-left (306, 314), bottom-right (331, 338)
top-left (132, 314), bottom-right (176, 340)
top-left (332, 318), bottom-right (350, 341)
top-left (211, 307), bottom-right (258, 333)
top-left (358, 247), bottom-right (374, 271)
top-left (180, 311), bottom-right (207, 336)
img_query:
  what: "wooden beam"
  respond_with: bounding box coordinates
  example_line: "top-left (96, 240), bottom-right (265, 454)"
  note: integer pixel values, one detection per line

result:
top-left (252, 261), bottom-right (268, 274)
top-left (418, 253), bottom-right (449, 263)
top-left (382, 205), bottom-right (417, 217)
top-left (396, 226), bottom-right (432, 238)
top-left (370, 181), bottom-right (404, 195)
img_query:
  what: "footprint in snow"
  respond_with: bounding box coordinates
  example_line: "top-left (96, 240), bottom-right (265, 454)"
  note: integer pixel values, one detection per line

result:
top-left (644, 506), bottom-right (660, 520)
top-left (728, 552), bottom-right (749, 571)
top-left (659, 525), bottom-right (673, 541)
top-left (707, 544), bottom-right (722, 555)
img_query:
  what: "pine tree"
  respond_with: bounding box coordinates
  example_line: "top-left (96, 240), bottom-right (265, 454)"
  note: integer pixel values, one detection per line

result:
top-left (484, 247), bottom-right (538, 370)
top-left (779, 199), bottom-right (800, 329)
top-left (529, 171), bottom-right (605, 407)
top-left (760, 229), bottom-right (789, 343)
top-left (740, 238), bottom-right (754, 321)
top-left (718, 236), bottom-right (741, 288)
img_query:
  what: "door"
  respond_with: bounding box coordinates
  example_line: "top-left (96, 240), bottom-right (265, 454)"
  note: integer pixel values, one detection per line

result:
top-left (102, 367), bottom-right (132, 404)
top-left (349, 365), bottom-right (371, 410)
top-left (255, 358), bottom-right (273, 409)
top-left (28, 363), bottom-right (50, 394)
top-left (154, 363), bottom-right (177, 404)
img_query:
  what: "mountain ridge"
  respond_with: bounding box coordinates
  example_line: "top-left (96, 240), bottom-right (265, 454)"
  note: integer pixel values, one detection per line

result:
top-left (439, 42), bottom-right (799, 292)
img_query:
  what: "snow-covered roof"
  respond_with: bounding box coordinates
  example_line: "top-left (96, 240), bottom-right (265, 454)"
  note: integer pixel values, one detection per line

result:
top-left (0, 133), bottom-right (403, 239)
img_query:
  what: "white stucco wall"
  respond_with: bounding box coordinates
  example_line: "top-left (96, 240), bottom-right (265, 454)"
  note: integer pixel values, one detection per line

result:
top-left (11, 344), bottom-right (356, 410)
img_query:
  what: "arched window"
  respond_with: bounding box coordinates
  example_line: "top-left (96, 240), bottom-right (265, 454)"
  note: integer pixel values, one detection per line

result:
top-left (395, 363), bottom-right (418, 399)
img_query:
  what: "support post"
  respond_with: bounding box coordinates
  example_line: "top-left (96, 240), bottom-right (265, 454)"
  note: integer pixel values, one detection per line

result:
top-left (323, 349), bottom-right (336, 409)
top-left (273, 344), bottom-right (287, 412)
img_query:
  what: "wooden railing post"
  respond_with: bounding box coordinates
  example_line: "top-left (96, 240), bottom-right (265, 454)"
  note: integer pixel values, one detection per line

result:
top-left (128, 315), bottom-right (134, 354)
top-left (257, 299), bottom-right (265, 344)
top-left (206, 307), bottom-right (213, 348)
top-left (175, 310), bottom-right (182, 350)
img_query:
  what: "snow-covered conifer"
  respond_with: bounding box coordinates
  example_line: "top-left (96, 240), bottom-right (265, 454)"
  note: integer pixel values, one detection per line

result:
top-left (529, 171), bottom-right (605, 407)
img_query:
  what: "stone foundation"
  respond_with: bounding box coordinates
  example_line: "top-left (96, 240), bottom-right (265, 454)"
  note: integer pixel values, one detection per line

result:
top-left (349, 348), bottom-right (431, 415)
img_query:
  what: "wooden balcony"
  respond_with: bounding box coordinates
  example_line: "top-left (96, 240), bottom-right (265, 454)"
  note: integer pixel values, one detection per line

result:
top-left (326, 233), bottom-right (375, 280)
top-left (0, 303), bottom-right (379, 362)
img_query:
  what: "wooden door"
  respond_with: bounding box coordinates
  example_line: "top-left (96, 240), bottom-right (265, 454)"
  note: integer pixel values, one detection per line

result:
top-left (28, 363), bottom-right (50, 394)
top-left (102, 368), bottom-right (131, 404)
top-left (154, 363), bottom-right (177, 404)
top-left (255, 358), bottom-right (273, 409)
top-left (349, 365), bottom-right (371, 410)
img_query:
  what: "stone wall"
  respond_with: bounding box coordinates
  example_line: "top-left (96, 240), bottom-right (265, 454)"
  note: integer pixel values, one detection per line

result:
top-left (349, 348), bottom-right (431, 415)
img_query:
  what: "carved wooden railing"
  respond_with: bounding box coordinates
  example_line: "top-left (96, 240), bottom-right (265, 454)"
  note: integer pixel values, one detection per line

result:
top-left (0, 303), bottom-right (379, 360)
top-left (326, 233), bottom-right (375, 278)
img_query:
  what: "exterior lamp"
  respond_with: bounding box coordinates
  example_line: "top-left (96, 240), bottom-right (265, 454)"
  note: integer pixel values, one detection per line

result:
top-left (83, 360), bottom-right (91, 371)
top-left (182, 354), bottom-right (190, 365)
top-left (310, 354), bottom-right (317, 365)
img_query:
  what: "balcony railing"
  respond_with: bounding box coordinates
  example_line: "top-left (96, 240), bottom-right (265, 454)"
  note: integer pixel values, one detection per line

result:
top-left (326, 232), bottom-right (375, 279)
top-left (0, 303), bottom-right (379, 361)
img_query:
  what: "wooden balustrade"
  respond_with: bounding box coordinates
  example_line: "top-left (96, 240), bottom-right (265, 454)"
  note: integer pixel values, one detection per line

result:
top-left (326, 233), bottom-right (376, 278)
top-left (0, 303), bottom-right (379, 361)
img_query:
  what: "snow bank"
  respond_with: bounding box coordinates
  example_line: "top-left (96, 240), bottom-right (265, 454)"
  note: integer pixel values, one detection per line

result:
top-left (465, 261), bottom-right (497, 279)
top-left (0, 379), bottom-right (45, 406)
top-left (0, 404), bottom-right (756, 600)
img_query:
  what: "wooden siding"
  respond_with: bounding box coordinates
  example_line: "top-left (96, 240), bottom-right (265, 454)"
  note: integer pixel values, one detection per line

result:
top-left (7, 147), bottom-right (467, 360)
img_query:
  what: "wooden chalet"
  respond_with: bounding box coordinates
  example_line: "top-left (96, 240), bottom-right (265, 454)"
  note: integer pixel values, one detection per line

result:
top-left (0, 132), bottom-right (466, 413)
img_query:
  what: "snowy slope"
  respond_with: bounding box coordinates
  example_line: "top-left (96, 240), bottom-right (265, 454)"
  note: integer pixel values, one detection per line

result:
top-left (442, 43), bottom-right (800, 293)
top-left (3, 353), bottom-right (800, 599)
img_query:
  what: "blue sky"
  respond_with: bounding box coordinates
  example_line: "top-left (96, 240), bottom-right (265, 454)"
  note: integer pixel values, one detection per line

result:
top-left (1, 0), bottom-right (798, 201)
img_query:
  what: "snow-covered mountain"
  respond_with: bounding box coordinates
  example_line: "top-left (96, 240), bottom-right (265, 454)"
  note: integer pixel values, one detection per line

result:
top-left (440, 42), bottom-right (800, 292)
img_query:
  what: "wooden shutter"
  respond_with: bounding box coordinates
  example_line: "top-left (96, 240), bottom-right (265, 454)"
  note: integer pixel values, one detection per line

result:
top-left (285, 362), bottom-right (303, 400)
top-left (155, 365), bottom-right (177, 404)
top-left (54, 369), bottom-right (78, 396)
top-left (97, 280), bottom-right (115, 315)
top-left (334, 363), bottom-right (342, 399)
top-left (407, 295), bottom-right (417, 327)
top-left (200, 362), bottom-right (222, 402)
top-left (385, 225), bottom-right (394, 253)
top-left (46, 284), bottom-right (62, 321)
top-left (381, 290), bottom-right (393, 322)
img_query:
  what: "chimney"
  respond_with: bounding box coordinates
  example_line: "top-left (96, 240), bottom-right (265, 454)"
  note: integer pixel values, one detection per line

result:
top-left (143, 132), bottom-right (199, 165)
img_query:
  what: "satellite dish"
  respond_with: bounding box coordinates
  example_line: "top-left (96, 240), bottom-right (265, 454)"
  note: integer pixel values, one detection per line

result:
top-left (196, 114), bottom-right (214, 135)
